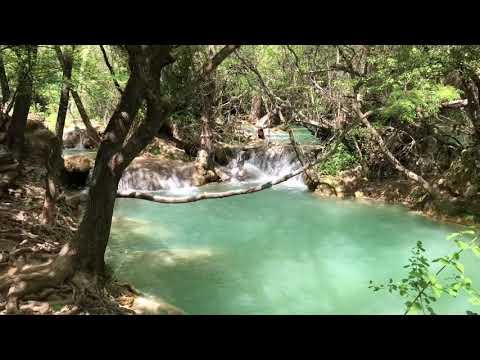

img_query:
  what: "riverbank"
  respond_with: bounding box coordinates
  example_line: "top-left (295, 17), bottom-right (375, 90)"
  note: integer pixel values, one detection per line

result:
top-left (312, 169), bottom-right (479, 227)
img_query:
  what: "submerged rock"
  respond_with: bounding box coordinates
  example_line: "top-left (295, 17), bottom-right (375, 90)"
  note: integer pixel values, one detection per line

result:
top-left (131, 296), bottom-right (185, 315)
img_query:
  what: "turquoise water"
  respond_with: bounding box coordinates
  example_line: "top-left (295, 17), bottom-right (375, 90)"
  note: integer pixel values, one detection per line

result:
top-left (268, 127), bottom-right (319, 144)
top-left (107, 185), bottom-right (478, 315)
top-left (241, 125), bottom-right (319, 145)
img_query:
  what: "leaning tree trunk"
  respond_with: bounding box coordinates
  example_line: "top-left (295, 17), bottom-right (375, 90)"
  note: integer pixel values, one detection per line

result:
top-left (353, 102), bottom-right (451, 206)
top-left (41, 46), bottom-right (73, 225)
top-left (72, 68), bottom-right (145, 276)
top-left (70, 89), bottom-right (102, 145)
top-left (74, 44), bottom-right (238, 276)
top-left (6, 45), bottom-right (37, 160)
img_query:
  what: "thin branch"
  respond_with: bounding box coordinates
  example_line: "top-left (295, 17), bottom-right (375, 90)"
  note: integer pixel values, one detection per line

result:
top-left (99, 45), bottom-right (123, 95)
top-left (404, 247), bottom-right (466, 315)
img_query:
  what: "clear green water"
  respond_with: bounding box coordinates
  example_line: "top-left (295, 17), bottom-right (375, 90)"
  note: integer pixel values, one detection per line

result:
top-left (240, 125), bottom-right (319, 145)
top-left (268, 127), bottom-right (319, 144)
top-left (107, 185), bottom-right (478, 315)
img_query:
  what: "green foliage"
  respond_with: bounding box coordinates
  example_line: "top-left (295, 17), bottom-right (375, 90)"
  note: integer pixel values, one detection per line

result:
top-left (369, 228), bottom-right (480, 315)
top-left (380, 84), bottom-right (461, 123)
top-left (316, 143), bottom-right (357, 176)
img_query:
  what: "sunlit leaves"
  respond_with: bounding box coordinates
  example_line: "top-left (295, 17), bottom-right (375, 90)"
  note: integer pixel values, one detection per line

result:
top-left (369, 228), bottom-right (480, 315)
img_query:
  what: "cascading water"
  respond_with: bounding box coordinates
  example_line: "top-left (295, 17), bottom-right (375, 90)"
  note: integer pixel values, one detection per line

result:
top-left (116, 145), bottom-right (307, 194)
top-left (118, 169), bottom-right (197, 195)
top-left (221, 145), bottom-right (306, 189)
top-left (73, 131), bottom-right (85, 150)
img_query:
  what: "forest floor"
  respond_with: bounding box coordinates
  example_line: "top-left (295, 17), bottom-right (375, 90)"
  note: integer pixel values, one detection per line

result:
top-left (0, 149), bottom-right (184, 315)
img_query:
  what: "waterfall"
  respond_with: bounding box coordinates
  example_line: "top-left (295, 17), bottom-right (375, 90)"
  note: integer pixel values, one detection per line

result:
top-left (221, 145), bottom-right (306, 188)
top-left (117, 162), bottom-right (197, 195)
top-left (73, 131), bottom-right (85, 150)
top-left (116, 145), bottom-right (307, 194)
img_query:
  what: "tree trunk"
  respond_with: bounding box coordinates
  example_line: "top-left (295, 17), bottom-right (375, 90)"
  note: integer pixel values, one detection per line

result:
top-left (41, 137), bottom-right (63, 224)
top-left (0, 52), bottom-right (10, 111)
top-left (73, 145), bottom-right (123, 275)
top-left (7, 45), bottom-right (38, 160)
top-left (70, 89), bottom-right (102, 145)
top-left (54, 46), bottom-right (73, 143)
top-left (69, 44), bottom-right (159, 276)
top-left (74, 44), bottom-right (235, 276)
top-left (42, 46), bottom-right (73, 225)
top-left (250, 94), bottom-right (263, 123)
top-left (463, 77), bottom-right (480, 142)
top-left (195, 46), bottom-right (217, 184)
top-left (55, 46), bottom-right (102, 146)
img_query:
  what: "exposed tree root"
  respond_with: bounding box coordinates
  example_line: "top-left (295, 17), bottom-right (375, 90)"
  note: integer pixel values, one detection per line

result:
top-left (1, 245), bottom-right (74, 314)
top-left (0, 247), bottom-right (138, 315)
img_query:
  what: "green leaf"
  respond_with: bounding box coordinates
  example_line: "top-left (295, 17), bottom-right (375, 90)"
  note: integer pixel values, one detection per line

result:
top-left (448, 288), bottom-right (459, 297)
top-left (432, 287), bottom-right (442, 299)
top-left (405, 301), bottom-right (421, 315)
top-left (434, 257), bottom-right (450, 266)
top-left (447, 233), bottom-right (461, 241)
top-left (455, 240), bottom-right (469, 250)
top-left (468, 296), bottom-right (480, 305)
top-left (454, 262), bottom-right (465, 274)
top-left (472, 246), bottom-right (480, 257)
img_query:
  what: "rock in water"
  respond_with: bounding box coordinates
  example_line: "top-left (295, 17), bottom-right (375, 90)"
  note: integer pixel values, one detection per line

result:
top-left (131, 296), bottom-right (185, 315)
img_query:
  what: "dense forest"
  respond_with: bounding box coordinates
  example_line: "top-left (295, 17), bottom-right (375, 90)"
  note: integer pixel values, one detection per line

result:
top-left (0, 45), bottom-right (479, 315)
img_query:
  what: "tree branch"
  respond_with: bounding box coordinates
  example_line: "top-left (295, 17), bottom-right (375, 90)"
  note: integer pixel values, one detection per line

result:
top-left (55, 46), bottom-right (102, 146)
top-left (99, 45), bottom-right (123, 95)
top-left (198, 45), bottom-right (240, 82)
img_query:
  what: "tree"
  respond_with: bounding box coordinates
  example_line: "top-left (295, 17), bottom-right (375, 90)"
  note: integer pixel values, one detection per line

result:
top-left (0, 45), bottom-right (242, 313)
top-left (41, 46), bottom-right (74, 225)
top-left (6, 45), bottom-right (38, 160)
